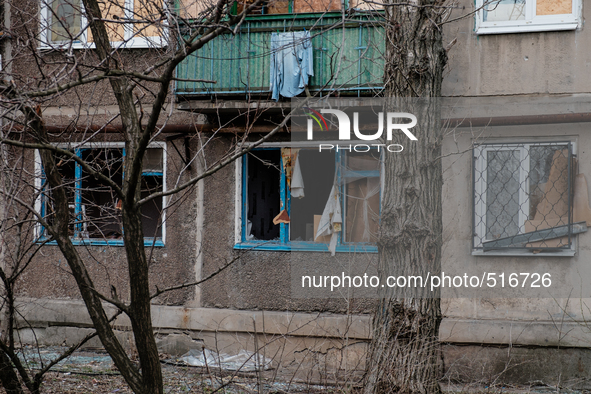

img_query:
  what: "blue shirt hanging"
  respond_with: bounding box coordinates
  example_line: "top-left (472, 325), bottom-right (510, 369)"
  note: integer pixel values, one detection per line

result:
top-left (269, 31), bottom-right (314, 100)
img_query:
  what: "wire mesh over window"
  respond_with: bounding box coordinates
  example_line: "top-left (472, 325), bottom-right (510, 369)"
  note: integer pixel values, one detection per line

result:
top-left (473, 142), bottom-right (580, 251)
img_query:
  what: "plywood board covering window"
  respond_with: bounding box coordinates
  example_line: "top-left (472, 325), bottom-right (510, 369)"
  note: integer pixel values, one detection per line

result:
top-left (134, 0), bottom-right (163, 38)
top-left (293, 0), bottom-right (341, 13)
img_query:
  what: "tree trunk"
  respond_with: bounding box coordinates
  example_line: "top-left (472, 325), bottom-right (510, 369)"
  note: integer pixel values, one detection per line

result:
top-left (365, 1), bottom-right (448, 393)
top-left (0, 351), bottom-right (23, 394)
top-left (122, 177), bottom-right (164, 394)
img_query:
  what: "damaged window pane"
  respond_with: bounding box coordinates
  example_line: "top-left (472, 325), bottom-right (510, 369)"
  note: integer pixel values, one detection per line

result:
top-left (343, 151), bottom-right (380, 243)
top-left (474, 142), bottom-right (578, 252)
top-left (40, 146), bottom-right (165, 244)
top-left (529, 146), bottom-right (569, 221)
top-left (241, 148), bottom-right (381, 252)
top-left (80, 148), bottom-right (124, 239)
top-left (42, 152), bottom-right (77, 236)
top-left (143, 148), bottom-right (164, 173)
top-left (141, 175), bottom-right (163, 238)
top-left (289, 150), bottom-right (334, 242)
top-left (247, 150), bottom-right (281, 240)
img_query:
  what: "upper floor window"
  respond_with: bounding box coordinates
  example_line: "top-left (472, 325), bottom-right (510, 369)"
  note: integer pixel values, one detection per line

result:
top-left (475, 0), bottom-right (581, 35)
top-left (40, 0), bottom-right (166, 49)
top-left (36, 143), bottom-right (166, 247)
top-left (232, 0), bottom-right (347, 15)
top-left (236, 147), bottom-right (380, 253)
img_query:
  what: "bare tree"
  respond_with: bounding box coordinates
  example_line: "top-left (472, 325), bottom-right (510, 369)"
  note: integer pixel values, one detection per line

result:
top-left (364, 1), bottom-right (451, 393)
top-left (0, 0), bottom-right (406, 391)
top-left (0, 0), bottom-right (291, 392)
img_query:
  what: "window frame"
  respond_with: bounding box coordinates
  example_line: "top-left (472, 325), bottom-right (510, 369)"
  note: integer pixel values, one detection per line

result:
top-left (472, 140), bottom-right (577, 256)
top-left (35, 141), bottom-right (167, 247)
top-left (234, 143), bottom-right (381, 253)
top-left (230, 0), bottom-right (349, 16)
top-left (39, 0), bottom-right (167, 49)
top-left (474, 0), bottom-right (581, 35)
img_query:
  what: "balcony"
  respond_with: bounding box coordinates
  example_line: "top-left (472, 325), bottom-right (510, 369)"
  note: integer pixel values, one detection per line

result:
top-left (175, 12), bottom-right (385, 97)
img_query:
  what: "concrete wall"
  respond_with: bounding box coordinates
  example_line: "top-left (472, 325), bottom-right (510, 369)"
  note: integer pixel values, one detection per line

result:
top-left (443, 0), bottom-right (591, 97)
top-left (15, 136), bottom-right (199, 305)
top-left (197, 135), bottom-right (377, 313)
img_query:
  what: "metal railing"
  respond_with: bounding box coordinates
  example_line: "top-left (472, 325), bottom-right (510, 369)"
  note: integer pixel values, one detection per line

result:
top-left (175, 12), bottom-right (385, 97)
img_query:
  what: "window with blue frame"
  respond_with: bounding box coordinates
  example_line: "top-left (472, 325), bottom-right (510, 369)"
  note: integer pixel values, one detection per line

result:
top-left (39, 145), bottom-right (165, 246)
top-left (237, 147), bottom-right (380, 252)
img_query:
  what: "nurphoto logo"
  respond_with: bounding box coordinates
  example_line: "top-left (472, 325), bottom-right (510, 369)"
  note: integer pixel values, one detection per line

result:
top-left (304, 107), bottom-right (418, 153)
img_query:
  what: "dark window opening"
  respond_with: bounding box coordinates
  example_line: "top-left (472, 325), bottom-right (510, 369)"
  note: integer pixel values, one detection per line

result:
top-left (247, 150), bottom-right (281, 240)
top-left (80, 148), bottom-right (124, 239)
top-left (41, 146), bottom-right (165, 243)
top-left (141, 175), bottom-right (163, 238)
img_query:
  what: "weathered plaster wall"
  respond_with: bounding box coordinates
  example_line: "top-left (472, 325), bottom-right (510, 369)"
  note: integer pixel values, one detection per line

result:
top-left (16, 137), bottom-right (199, 306)
top-left (198, 135), bottom-right (377, 313)
top-left (441, 119), bottom-right (591, 340)
top-left (443, 0), bottom-right (591, 97)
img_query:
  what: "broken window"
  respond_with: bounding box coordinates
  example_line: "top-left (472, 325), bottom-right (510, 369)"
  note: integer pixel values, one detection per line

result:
top-left (39, 145), bottom-right (165, 245)
top-left (289, 150), bottom-right (335, 242)
top-left (473, 142), bottom-right (586, 252)
top-left (476, 0), bottom-right (579, 34)
top-left (240, 147), bottom-right (380, 252)
top-left (245, 150), bottom-right (282, 241)
top-left (343, 150), bottom-right (380, 244)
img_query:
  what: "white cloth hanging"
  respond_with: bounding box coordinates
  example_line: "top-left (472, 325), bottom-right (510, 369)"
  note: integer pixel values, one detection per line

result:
top-left (315, 183), bottom-right (342, 256)
top-left (291, 154), bottom-right (305, 198)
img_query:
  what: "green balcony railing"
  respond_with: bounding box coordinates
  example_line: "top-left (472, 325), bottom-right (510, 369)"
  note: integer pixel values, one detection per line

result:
top-left (175, 12), bottom-right (385, 96)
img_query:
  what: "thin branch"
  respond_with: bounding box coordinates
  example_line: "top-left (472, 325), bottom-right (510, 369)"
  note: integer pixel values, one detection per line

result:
top-left (138, 100), bottom-right (301, 206)
top-left (151, 253), bottom-right (242, 299)
top-left (0, 138), bottom-right (124, 200)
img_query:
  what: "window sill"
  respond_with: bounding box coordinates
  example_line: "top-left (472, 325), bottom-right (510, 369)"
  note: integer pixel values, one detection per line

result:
top-left (39, 37), bottom-right (166, 51)
top-left (37, 238), bottom-right (165, 247)
top-left (472, 249), bottom-right (575, 257)
top-left (476, 21), bottom-right (578, 35)
top-left (234, 241), bottom-right (377, 253)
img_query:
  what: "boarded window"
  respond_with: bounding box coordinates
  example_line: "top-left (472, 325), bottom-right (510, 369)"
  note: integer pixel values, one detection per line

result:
top-left (537, 0), bottom-right (571, 15)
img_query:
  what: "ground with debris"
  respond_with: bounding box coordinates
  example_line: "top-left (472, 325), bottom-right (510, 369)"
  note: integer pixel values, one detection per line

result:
top-left (2, 347), bottom-right (339, 393)
top-left (2, 347), bottom-right (587, 393)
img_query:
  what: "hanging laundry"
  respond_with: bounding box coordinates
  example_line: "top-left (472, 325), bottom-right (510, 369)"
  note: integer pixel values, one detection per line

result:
top-left (270, 31), bottom-right (314, 100)
top-left (291, 153), bottom-right (305, 198)
top-left (315, 183), bottom-right (342, 256)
